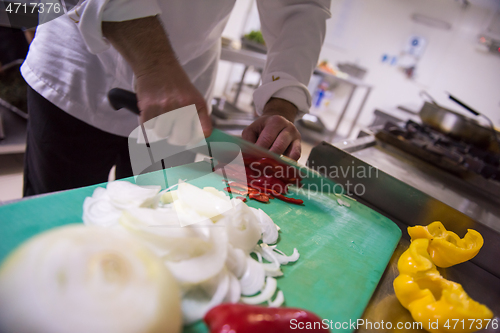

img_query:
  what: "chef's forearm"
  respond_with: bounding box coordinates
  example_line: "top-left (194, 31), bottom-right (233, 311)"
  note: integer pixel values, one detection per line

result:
top-left (101, 15), bottom-right (211, 134)
top-left (102, 16), bottom-right (180, 78)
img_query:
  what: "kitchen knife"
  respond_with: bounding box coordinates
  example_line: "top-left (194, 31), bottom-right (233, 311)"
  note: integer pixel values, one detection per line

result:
top-left (106, 88), bottom-right (293, 165)
top-left (108, 88), bottom-right (141, 115)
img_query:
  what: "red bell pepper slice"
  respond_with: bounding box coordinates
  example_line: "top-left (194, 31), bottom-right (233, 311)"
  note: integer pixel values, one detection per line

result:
top-left (249, 192), bottom-right (270, 203)
top-left (204, 304), bottom-right (329, 333)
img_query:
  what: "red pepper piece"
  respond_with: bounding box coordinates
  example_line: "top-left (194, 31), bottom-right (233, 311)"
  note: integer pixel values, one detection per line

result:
top-left (228, 181), bottom-right (249, 191)
top-left (247, 183), bottom-right (275, 196)
top-left (235, 196), bottom-right (247, 202)
top-left (272, 190), bottom-right (304, 205)
top-left (204, 304), bottom-right (329, 333)
top-left (247, 177), bottom-right (287, 194)
top-left (226, 181), bottom-right (260, 194)
top-left (249, 192), bottom-right (270, 203)
top-left (224, 187), bottom-right (248, 196)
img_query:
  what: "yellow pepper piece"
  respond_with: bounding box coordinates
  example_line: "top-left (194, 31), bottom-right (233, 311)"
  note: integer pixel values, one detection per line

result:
top-left (394, 239), bottom-right (493, 333)
top-left (408, 222), bottom-right (483, 268)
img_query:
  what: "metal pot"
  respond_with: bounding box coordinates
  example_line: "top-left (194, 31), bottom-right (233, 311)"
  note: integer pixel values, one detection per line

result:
top-left (399, 91), bottom-right (498, 148)
top-left (418, 101), bottom-right (493, 147)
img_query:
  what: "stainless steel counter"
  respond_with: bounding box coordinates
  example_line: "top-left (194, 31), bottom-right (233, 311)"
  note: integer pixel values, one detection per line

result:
top-left (307, 135), bottom-right (500, 332)
top-left (338, 136), bottom-right (500, 231)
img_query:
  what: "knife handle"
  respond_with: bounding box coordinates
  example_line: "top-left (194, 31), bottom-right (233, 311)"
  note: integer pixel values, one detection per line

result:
top-left (108, 88), bottom-right (140, 115)
top-left (447, 93), bottom-right (480, 116)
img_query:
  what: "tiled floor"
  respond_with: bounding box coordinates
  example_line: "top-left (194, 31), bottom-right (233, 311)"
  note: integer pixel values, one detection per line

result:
top-left (0, 153), bottom-right (24, 203)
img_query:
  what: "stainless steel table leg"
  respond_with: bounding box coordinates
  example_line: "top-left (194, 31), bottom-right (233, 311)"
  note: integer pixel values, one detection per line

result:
top-left (328, 84), bottom-right (356, 141)
top-left (233, 65), bottom-right (249, 106)
top-left (347, 86), bottom-right (372, 138)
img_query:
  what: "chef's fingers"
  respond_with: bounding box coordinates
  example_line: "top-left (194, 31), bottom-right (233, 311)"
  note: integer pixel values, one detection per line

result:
top-left (242, 115), bottom-right (300, 158)
top-left (269, 129), bottom-right (293, 155)
top-left (254, 117), bottom-right (288, 149)
top-left (241, 122), bottom-right (260, 143)
top-left (269, 125), bottom-right (301, 160)
top-left (283, 139), bottom-right (301, 161)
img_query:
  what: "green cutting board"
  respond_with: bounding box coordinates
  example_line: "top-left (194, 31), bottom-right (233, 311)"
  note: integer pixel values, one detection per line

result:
top-left (0, 131), bottom-right (401, 333)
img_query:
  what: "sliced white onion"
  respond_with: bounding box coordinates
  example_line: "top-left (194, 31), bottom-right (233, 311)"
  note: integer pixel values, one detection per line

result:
top-left (181, 270), bottom-right (230, 324)
top-left (77, 180), bottom-right (301, 326)
top-left (337, 198), bottom-right (351, 208)
top-left (82, 189), bottom-right (121, 228)
top-left (260, 244), bottom-right (300, 265)
top-left (225, 245), bottom-right (248, 279)
top-left (176, 182), bottom-right (232, 219)
top-left (240, 277), bottom-right (278, 305)
top-left (262, 265), bottom-right (283, 277)
top-left (239, 257), bottom-right (266, 296)
top-left (159, 190), bottom-right (178, 205)
top-left (0, 225), bottom-right (182, 333)
top-left (165, 227), bottom-right (228, 285)
top-left (343, 194), bottom-right (357, 202)
top-left (250, 207), bottom-right (279, 244)
top-left (268, 290), bottom-right (285, 307)
top-left (220, 200), bottom-right (261, 253)
top-left (119, 208), bottom-right (212, 262)
top-left (106, 181), bottom-right (161, 209)
top-left (224, 272), bottom-right (242, 303)
top-left (172, 199), bottom-right (213, 227)
top-left (203, 187), bottom-right (228, 200)
top-left (273, 248), bottom-right (300, 265)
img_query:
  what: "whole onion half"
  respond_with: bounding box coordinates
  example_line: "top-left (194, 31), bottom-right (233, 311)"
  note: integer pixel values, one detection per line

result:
top-left (0, 225), bottom-right (182, 333)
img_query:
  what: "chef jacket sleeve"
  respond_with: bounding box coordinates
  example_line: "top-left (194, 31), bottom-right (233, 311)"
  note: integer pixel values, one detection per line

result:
top-left (253, 0), bottom-right (331, 117)
top-left (66, 0), bottom-right (162, 54)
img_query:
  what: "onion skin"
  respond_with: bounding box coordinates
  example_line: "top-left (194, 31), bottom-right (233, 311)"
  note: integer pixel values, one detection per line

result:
top-left (0, 225), bottom-right (182, 333)
top-left (204, 304), bottom-right (329, 333)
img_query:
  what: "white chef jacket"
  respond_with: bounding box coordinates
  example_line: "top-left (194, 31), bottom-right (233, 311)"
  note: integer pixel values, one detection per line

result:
top-left (22, 0), bottom-right (331, 137)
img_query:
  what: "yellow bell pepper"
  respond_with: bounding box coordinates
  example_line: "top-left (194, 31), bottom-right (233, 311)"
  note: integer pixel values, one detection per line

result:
top-left (393, 239), bottom-right (493, 333)
top-left (408, 222), bottom-right (483, 268)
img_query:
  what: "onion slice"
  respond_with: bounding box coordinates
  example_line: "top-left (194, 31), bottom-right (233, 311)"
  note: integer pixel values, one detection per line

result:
top-left (0, 225), bottom-right (182, 333)
top-left (224, 272), bottom-right (242, 303)
top-left (78, 180), bottom-right (301, 325)
top-left (82, 189), bottom-right (121, 228)
top-left (106, 181), bottom-right (161, 209)
top-left (177, 182), bottom-right (232, 219)
top-left (221, 200), bottom-right (262, 253)
top-left (240, 277), bottom-right (278, 305)
top-left (239, 257), bottom-right (266, 296)
top-left (165, 227), bottom-right (228, 285)
top-left (268, 290), bottom-right (285, 307)
top-left (250, 207), bottom-right (279, 244)
top-left (258, 244), bottom-right (300, 265)
top-left (225, 245), bottom-right (248, 279)
top-left (181, 270), bottom-right (230, 325)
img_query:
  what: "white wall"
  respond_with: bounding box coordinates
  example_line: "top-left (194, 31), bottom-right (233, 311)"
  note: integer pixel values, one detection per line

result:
top-left (213, 0), bottom-right (500, 135)
top-left (320, 0), bottom-right (500, 134)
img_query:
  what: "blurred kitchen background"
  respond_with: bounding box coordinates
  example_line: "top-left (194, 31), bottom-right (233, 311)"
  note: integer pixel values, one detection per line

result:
top-left (1, 0), bottom-right (500, 202)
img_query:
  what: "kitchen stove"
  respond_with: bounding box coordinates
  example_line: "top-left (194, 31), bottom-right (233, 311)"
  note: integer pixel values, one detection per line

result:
top-left (375, 120), bottom-right (500, 197)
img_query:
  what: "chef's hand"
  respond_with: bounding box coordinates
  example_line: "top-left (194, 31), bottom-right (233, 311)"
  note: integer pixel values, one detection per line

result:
top-left (102, 16), bottom-right (212, 138)
top-left (242, 98), bottom-right (301, 160)
top-left (135, 63), bottom-right (212, 138)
